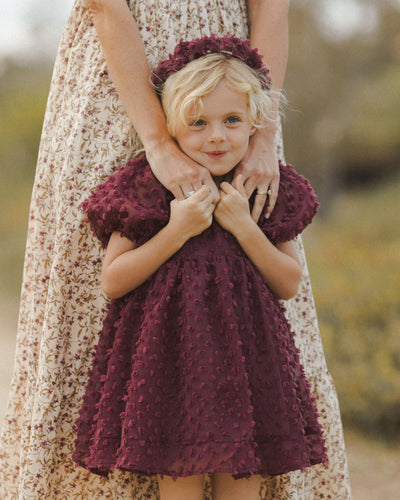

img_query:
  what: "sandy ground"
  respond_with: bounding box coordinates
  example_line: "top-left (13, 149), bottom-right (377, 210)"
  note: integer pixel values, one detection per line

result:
top-left (1, 298), bottom-right (399, 499)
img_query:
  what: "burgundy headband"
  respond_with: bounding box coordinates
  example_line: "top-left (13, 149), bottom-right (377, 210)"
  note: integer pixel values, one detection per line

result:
top-left (151, 34), bottom-right (271, 91)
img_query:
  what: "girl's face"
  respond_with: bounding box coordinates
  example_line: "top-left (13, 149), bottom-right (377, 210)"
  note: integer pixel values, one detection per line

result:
top-left (174, 80), bottom-right (256, 178)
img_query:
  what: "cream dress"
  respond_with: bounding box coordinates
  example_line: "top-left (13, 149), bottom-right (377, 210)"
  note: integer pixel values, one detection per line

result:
top-left (0, 1), bottom-right (351, 498)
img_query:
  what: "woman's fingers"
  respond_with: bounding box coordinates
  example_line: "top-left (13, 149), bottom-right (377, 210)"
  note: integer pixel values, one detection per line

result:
top-left (250, 168), bottom-right (279, 220)
top-left (232, 130), bottom-right (281, 221)
top-left (177, 170), bottom-right (219, 203)
top-left (264, 171), bottom-right (280, 218)
top-left (175, 171), bottom-right (202, 201)
top-left (147, 142), bottom-right (219, 201)
top-left (234, 164), bottom-right (280, 221)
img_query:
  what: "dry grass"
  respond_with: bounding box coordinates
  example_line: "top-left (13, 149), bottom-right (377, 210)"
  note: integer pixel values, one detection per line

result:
top-left (346, 428), bottom-right (400, 500)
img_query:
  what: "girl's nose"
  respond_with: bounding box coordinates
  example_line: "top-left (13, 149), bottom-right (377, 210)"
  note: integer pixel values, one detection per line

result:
top-left (208, 123), bottom-right (226, 142)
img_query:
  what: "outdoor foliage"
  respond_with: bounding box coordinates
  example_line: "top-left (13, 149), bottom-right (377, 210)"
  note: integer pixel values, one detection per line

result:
top-left (284, 0), bottom-right (400, 201)
top-left (305, 177), bottom-right (400, 437)
top-left (0, 60), bottom-right (52, 295)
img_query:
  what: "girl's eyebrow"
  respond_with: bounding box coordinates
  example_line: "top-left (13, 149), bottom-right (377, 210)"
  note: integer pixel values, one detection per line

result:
top-left (198, 110), bottom-right (247, 119)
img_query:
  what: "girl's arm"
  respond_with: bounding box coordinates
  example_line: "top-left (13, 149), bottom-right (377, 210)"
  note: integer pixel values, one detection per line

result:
top-left (101, 187), bottom-right (214, 299)
top-left (214, 177), bottom-right (302, 300)
top-left (83, 0), bottom-right (218, 201)
top-left (238, 0), bottom-right (289, 221)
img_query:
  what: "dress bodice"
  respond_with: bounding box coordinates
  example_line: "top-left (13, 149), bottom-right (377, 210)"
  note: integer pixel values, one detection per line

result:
top-left (128, 0), bottom-right (249, 65)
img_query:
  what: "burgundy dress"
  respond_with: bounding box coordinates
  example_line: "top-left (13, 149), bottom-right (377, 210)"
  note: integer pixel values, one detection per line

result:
top-left (73, 156), bottom-right (327, 478)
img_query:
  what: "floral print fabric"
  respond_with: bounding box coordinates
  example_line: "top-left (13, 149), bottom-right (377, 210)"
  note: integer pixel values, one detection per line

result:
top-left (0, 0), bottom-right (351, 498)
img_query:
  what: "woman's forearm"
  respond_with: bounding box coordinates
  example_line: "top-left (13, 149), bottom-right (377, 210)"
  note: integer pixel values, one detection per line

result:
top-left (85, 0), bottom-right (172, 149)
top-left (247, 0), bottom-right (289, 141)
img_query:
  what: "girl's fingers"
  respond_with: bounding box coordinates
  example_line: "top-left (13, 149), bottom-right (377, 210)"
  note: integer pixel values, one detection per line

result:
top-left (250, 195), bottom-right (267, 222)
top-left (220, 179), bottom-right (247, 203)
top-left (200, 175), bottom-right (220, 203)
top-left (219, 182), bottom-right (237, 196)
top-left (182, 181), bottom-right (218, 204)
top-left (184, 186), bottom-right (216, 214)
top-left (243, 176), bottom-right (259, 199)
top-left (174, 167), bottom-right (218, 202)
top-left (177, 183), bottom-right (194, 201)
top-left (206, 203), bottom-right (215, 217)
top-left (192, 185), bottom-right (212, 200)
top-left (179, 185), bottom-right (207, 202)
top-left (180, 183), bottom-right (200, 200)
top-left (233, 174), bottom-right (247, 197)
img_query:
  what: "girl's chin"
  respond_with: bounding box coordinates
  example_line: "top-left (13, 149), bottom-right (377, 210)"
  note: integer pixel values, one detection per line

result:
top-left (212, 170), bottom-right (234, 186)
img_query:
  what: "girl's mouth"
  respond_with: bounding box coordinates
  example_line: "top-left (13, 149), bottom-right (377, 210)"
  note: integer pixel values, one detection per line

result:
top-left (206, 151), bottom-right (227, 159)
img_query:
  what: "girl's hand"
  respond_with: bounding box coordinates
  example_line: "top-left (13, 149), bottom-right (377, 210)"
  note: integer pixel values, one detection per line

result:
top-left (214, 175), bottom-right (252, 236)
top-left (233, 129), bottom-right (280, 222)
top-left (169, 186), bottom-right (215, 242)
top-left (147, 139), bottom-right (220, 203)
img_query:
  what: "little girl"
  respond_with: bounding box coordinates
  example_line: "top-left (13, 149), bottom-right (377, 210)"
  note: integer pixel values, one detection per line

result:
top-left (73, 35), bottom-right (327, 500)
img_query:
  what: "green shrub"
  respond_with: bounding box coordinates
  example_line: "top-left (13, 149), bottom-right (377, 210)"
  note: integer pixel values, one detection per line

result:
top-left (0, 60), bottom-right (51, 296)
top-left (305, 176), bottom-right (400, 436)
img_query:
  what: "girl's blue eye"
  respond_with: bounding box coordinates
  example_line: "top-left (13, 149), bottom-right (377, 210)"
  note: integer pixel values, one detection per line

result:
top-left (226, 116), bottom-right (240, 124)
top-left (191, 119), bottom-right (206, 127)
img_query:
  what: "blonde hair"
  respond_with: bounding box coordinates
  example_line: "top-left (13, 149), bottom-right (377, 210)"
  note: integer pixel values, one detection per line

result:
top-left (160, 53), bottom-right (273, 137)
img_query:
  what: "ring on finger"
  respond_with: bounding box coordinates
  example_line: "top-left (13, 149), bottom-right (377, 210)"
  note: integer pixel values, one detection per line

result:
top-left (256, 188), bottom-right (272, 196)
top-left (185, 190), bottom-right (196, 198)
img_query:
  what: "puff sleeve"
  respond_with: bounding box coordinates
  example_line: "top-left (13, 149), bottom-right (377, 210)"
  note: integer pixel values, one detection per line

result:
top-left (81, 156), bottom-right (170, 247)
top-left (258, 161), bottom-right (319, 244)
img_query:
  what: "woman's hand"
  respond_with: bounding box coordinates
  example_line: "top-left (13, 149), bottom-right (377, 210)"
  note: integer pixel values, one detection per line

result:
top-left (214, 175), bottom-right (252, 235)
top-left (169, 186), bottom-right (215, 242)
top-left (146, 138), bottom-right (220, 203)
top-left (233, 128), bottom-right (280, 222)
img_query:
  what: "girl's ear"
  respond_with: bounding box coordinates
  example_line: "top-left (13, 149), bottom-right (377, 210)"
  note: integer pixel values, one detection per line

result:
top-left (249, 125), bottom-right (257, 137)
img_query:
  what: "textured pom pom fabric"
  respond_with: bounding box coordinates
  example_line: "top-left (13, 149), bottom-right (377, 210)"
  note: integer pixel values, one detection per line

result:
top-left (151, 34), bottom-right (271, 91)
top-left (74, 157), bottom-right (327, 478)
top-left (259, 161), bottom-right (319, 244)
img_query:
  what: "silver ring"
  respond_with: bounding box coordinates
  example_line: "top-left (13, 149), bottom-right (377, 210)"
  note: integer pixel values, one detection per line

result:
top-left (185, 190), bottom-right (196, 198)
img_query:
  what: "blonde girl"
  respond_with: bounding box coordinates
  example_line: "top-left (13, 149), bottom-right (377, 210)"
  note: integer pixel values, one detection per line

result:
top-left (74, 35), bottom-right (327, 500)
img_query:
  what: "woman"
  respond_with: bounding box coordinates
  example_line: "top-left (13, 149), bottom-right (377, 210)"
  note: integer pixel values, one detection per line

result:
top-left (0, 1), bottom-right (351, 498)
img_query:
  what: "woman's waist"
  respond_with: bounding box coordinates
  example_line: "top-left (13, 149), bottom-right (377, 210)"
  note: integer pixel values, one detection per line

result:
top-left (129, 0), bottom-right (249, 67)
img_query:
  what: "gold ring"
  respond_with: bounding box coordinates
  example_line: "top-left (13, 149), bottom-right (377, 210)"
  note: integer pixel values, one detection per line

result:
top-left (256, 189), bottom-right (272, 196)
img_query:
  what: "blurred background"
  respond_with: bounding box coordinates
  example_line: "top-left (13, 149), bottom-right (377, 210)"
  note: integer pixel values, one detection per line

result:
top-left (0, 0), bottom-right (399, 498)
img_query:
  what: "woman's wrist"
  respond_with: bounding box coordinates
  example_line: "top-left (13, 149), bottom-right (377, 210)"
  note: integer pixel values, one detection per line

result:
top-left (254, 122), bottom-right (278, 147)
top-left (143, 132), bottom-right (179, 163)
